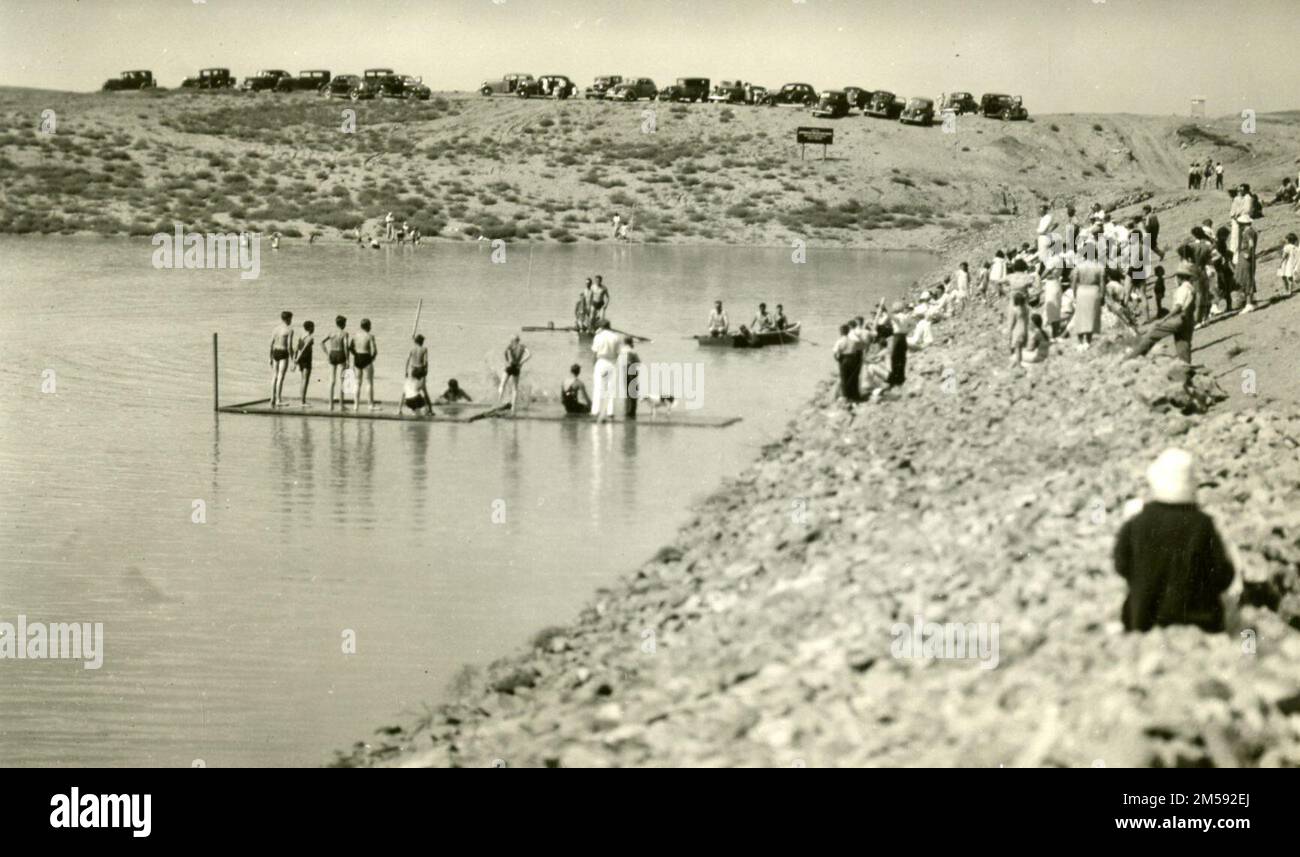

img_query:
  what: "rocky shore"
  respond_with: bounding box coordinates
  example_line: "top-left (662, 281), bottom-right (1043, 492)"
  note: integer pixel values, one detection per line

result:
top-left (340, 288), bottom-right (1300, 767)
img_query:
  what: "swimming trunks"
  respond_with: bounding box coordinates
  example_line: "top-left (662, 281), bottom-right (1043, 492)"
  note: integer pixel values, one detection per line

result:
top-left (354, 353), bottom-right (374, 371)
top-left (296, 350), bottom-right (312, 370)
top-left (505, 364), bottom-right (521, 378)
top-left (410, 364), bottom-right (427, 379)
top-left (329, 351), bottom-right (346, 366)
top-left (271, 348), bottom-right (289, 361)
top-left (561, 386), bottom-right (586, 414)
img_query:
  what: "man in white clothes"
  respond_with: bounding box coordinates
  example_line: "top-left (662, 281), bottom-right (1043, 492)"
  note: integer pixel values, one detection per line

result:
top-left (1035, 205), bottom-right (1055, 260)
top-left (590, 320), bottom-right (623, 422)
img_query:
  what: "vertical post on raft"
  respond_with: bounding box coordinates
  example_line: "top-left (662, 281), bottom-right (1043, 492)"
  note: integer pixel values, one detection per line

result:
top-left (212, 332), bottom-right (219, 412)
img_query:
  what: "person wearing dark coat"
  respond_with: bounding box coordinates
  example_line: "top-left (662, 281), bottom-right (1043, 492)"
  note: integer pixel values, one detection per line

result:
top-left (1114, 449), bottom-right (1236, 632)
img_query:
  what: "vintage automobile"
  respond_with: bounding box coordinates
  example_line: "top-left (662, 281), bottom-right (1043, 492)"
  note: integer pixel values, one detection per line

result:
top-left (657, 77), bottom-right (711, 102)
top-left (583, 75), bottom-right (623, 99)
top-left (240, 69), bottom-right (292, 93)
top-left (980, 93), bottom-right (1029, 120)
top-left (366, 71), bottom-right (429, 99)
top-left (612, 78), bottom-right (658, 102)
top-left (864, 90), bottom-right (904, 119)
top-left (324, 74), bottom-right (374, 101)
top-left (480, 73), bottom-right (533, 96)
top-left (811, 89), bottom-right (851, 119)
top-left (180, 68), bottom-right (236, 90)
top-left (276, 70), bottom-right (331, 93)
top-left (707, 80), bottom-right (748, 104)
top-left (102, 70), bottom-right (157, 91)
top-left (899, 96), bottom-right (936, 126)
top-left (942, 91), bottom-right (979, 114)
top-left (843, 86), bottom-right (873, 112)
top-left (518, 75), bottom-right (578, 99)
top-left (745, 85), bottom-right (768, 105)
top-left (764, 83), bottom-right (818, 107)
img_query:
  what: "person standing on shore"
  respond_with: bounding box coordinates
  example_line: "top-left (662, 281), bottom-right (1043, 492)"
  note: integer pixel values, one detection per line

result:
top-left (590, 320), bottom-right (621, 422)
top-left (322, 315), bottom-right (350, 411)
top-left (975, 260), bottom-right (991, 302)
top-left (1006, 291), bottom-right (1030, 365)
top-left (350, 318), bottom-right (379, 411)
top-left (1035, 204), bottom-right (1055, 261)
top-left (1279, 233), bottom-right (1298, 297)
top-left (989, 250), bottom-right (1009, 297)
top-left (1114, 448), bottom-right (1236, 633)
top-left (1184, 227), bottom-right (1215, 326)
top-left (621, 337), bottom-right (642, 419)
top-left (1142, 205), bottom-right (1161, 258)
top-left (1126, 261), bottom-right (1197, 362)
top-left (1236, 215), bottom-right (1259, 313)
top-left (270, 311), bottom-right (295, 409)
top-left (294, 319), bottom-right (315, 407)
top-left (1215, 161), bottom-right (1224, 190)
top-left (832, 324), bottom-right (857, 402)
top-left (1068, 241), bottom-right (1105, 350)
top-left (1041, 265), bottom-right (1064, 337)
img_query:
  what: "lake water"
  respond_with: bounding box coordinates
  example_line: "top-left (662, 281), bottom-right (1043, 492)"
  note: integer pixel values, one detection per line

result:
top-left (0, 236), bottom-right (932, 766)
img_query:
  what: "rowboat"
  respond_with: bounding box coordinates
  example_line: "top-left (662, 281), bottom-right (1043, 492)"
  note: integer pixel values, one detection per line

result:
top-left (695, 323), bottom-right (801, 349)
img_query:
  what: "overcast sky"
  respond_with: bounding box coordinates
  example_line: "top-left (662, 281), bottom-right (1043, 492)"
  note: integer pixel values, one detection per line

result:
top-left (0, 0), bottom-right (1291, 115)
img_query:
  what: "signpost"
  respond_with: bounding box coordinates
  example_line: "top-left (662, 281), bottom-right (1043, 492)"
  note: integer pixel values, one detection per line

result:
top-left (796, 126), bottom-right (833, 160)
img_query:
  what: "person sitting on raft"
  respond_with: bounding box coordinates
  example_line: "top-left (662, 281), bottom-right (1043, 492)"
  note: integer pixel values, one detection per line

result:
top-left (561, 364), bottom-right (592, 414)
top-left (707, 301), bottom-right (729, 337)
top-left (400, 333), bottom-right (433, 416)
top-left (436, 379), bottom-right (473, 404)
top-left (400, 376), bottom-right (433, 416)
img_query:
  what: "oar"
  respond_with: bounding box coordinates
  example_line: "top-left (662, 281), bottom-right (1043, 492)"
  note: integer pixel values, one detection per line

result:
top-left (411, 299), bottom-right (423, 337)
top-left (608, 327), bottom-right (652, 343)
top-left (522, 323), bottom-right (580, 333)
top-left (467, 403), bottom-right (512, 423)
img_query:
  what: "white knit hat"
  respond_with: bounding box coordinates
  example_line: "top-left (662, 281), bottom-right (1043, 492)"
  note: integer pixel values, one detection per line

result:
top-left (1147, 448), bottom-right (1197, 504)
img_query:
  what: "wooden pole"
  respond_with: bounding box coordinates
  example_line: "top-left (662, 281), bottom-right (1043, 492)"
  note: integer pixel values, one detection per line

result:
top-left (411, 299), bottom-right (423, 337)
top-left (212, 332), bottom-right (219, 411)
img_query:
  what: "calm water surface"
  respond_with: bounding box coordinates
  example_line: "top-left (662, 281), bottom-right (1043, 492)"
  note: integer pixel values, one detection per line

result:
top-left (0, 236), bottom-right (932, 766)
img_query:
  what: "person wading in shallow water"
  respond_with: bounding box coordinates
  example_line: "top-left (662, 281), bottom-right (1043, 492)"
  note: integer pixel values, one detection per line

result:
top-left (269, 310), bottom-right (294, 408)
top-left (497, 335), bottom-right (531, 415)
top-left (561, 364), bottom-right (591, 414)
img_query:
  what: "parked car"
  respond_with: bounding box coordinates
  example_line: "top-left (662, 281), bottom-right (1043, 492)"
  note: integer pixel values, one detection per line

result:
top-left (707, 80), bottom-right (747, 104)
top-left (899, 97), bottom-right (936, 126)
top-left (325, 74), bottom-right (373, 101)
top-left (843, 86), bottom-right (873, 112)
top-left (519, 75), bottom-right (578, 99)
top-left (864, 90), bottom-right (904, 119)
top-left (276, 70), bottom-right (331, 93)
top-left (979, 93), bottom-right (1028, 120)
top-left (811, 89), bottom-right (851, 119)
top-left (101, 70), bottom-right (157, 91)
top-left (764, 83), bottom-right (817, 107)
top-left (745, 85), bottom-right (768, 105)
top-left (480, 73), bottom-right (533, 96)
top-left (240, 69), bottom-right (292, 93)
top-left (941, 91), bottom-right (978, 114)
top-left (657, 77), bottom-right (711, 103)
top-left (181, 68), bottom-right (235, 90)
top-left (612, 78), bottom-right (658, 102)
top-left (393, 75), bottom-right (431, 100)
top-left (583, 75), bottom-right (623, 99)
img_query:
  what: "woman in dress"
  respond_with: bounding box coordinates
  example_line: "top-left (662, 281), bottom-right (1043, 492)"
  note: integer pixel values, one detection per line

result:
top-left (1068, 241), bottom-right (1105, 349)
top-left (1041, 266), bottom-right (1064, 338)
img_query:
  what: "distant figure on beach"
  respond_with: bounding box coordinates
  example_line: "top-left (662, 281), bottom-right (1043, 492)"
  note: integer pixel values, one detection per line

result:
top-left (590, 320), bottom-right (622, 422)
top-left (294, 320), bottom-right (315, 406)
top-left (436, 378), bottom-right (473, 404)
top-left (1279, 233), bottom-right (1298, 297)
top-left (617, 217), bottom-right (632, 242)
top-left (270, 311), bottom-right (294, 408)
top-left (612, 213), bottom-right (621, 238)
top-left (707, 300), bottom-right (729, 336)
top-left (590, 276), bottom-right (610, 324)
top-left (561, 364), bottom-right (591, 414)
top-left (832, 323), bottom-right (859, 402)
top-left (322, 315), bottom-right (350, 411)
top-left (350, 319), bottom-right (379, 411)
top-left (401, 333), bottom-right (432, 416)
top-left (497, 335), bottom-right (531, 415)
top-left (384, 211), bottom-right (395, 242)
top-left (1115, 448), bottom-right (1236, 633)
top-left (1215, 161), bottom-right (1224, 190)
top-left (1142, 205), bottom-right (1161, 257)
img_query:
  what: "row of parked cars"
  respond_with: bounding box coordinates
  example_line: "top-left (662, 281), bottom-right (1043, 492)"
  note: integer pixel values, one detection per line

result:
top-left (99, 68), bottom-right (432, 100)
top-left (476, 74), bottom-right (1029, 123)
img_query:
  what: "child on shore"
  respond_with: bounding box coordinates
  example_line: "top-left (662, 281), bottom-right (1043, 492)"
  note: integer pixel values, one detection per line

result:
top-left (1006, 291), bottom-right (1029, 365)
top-left (1278, 232), bottom-right (1298, 297)
top-left (1114, 449), bottom-right (1236, 633)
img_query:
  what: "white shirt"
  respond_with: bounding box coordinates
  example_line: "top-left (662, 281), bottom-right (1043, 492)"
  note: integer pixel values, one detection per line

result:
top-left (1037, 213), bottom-right (1054, 235)
top-left (591, 329), bottom-right (622, 362)
top-left (954, 270), bottom-right (969, 295)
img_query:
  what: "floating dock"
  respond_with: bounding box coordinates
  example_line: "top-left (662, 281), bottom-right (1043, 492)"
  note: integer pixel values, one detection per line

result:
top-left (217, 398), bottom-right (742, 428)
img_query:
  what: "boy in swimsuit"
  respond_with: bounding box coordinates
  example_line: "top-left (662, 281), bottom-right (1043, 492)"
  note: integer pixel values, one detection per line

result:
top-left (774, 304), bottom-right (789, 331)
top-left (591, 276), bottom-right (610, 324)
top-left (575, 285), bottom-right (592, 333)
top-left (270, 311), bottom-right (294, 408)
top-left (436, 379), bottom-right (473, 404)
top-left (321, 315), bottom-right (350, 411)
top-left (350, 318), bottom-right (379, 411)
top-left (294, 320), bottom-right (315, 406)
top-left (561, 364), bottom-right (591, 414)
top-left (401, 333), bottom-right (433, 416)
top-left (497, 335), bottom-right (531, 415)
top-left (400, 376), bottom-right (431, 414)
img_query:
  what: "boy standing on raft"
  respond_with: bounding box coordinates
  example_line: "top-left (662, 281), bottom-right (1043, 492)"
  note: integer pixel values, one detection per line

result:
top-left (321, 316), bottom-right (350, 411)
top-left (270, 311), bottom-right (294, 408)
top-left (350, 318), bottom-right (379, 412)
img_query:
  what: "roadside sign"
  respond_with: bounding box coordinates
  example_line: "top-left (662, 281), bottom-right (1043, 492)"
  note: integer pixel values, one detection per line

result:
top-left (796, 126), bottom-right (833, 160)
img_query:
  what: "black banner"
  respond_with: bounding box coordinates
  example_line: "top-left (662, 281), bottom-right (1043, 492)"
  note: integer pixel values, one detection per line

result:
top-left (796, 126), bottom-right (834, 145)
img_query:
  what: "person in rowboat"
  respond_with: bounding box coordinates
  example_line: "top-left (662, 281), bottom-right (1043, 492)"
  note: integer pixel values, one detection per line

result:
top-left (774, 304), bottom-right (790, 331)
top-left (400, 333), bottom-right (433, 416)
top-left (751, 303), bottom-right (775, 333)
top-left (294, 320), bottom-right (315, 407)
top-left (707, 301), bottom-right (729, 337)
top-left (270, 311), bottom-right (295, 408)
top-left (436, 379), bottom-right (473, 403)
top-left (497, 335), bottom-right (531, 415)
top-left (591, 275), bottom-right (610, 324)
top-left (561, 364), bottom-right (591, 414)
top-left (321, 315), bottom-right (350, 411)
top-left (350, 318), bottom-right (379, 411)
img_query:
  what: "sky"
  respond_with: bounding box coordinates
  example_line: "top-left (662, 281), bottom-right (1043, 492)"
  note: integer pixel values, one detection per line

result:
top-left (0, 0), bottom-right (1293, 115)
